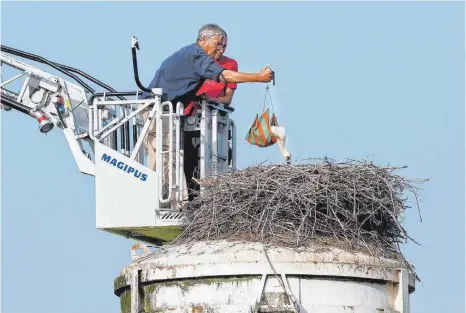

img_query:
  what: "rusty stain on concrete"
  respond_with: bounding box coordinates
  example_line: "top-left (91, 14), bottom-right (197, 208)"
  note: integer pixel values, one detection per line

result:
top-left (192, 305), bottom-right (204, 313)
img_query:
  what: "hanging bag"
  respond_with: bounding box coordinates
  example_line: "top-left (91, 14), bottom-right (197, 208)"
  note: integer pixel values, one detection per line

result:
top-left (245, 109), bottom-right (279, 147)
top-left (245, 86), bottom-right (279, 148)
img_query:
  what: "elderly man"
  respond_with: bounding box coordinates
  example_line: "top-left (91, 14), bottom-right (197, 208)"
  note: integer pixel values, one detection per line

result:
top-left (141, 23), bottom-right (273, 202)
top-left (184, 33), bottom-right (238, 116)
top-left (146, 23), bottom-right (272, 106)
top-left (182, 32), bottom-right (239, 201)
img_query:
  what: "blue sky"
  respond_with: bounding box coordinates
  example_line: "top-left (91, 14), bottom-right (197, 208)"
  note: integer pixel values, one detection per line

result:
top-left (1, 1), bottom-right (464, 313)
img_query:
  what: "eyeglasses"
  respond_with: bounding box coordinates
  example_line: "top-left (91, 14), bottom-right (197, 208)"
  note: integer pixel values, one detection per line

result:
top-left (209, 38), bottom-right (227, 49)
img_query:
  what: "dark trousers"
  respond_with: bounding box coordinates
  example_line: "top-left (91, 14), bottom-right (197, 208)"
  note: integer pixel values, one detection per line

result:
top-left (184, 131), bottom-right (201, 201)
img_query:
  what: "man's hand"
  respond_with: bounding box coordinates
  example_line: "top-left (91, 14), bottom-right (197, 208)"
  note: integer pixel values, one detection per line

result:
top-left (258, 65), bottom-right (274, 83)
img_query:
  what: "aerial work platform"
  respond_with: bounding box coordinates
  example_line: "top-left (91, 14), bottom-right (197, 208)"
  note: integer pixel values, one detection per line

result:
top-left (1, 39), bottom-right (236, 245)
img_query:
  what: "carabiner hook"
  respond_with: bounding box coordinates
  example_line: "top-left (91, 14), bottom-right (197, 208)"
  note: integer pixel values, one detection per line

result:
top-left (269, 68), bottom-right (275, 86)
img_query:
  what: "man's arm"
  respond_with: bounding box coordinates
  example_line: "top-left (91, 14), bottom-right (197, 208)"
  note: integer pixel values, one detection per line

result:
top-left (219, 66), bottom-right (273, 83)
top-left (214, 88), bottom-right (235, 105)
top-left (194, 52), bottom-right (273, 84)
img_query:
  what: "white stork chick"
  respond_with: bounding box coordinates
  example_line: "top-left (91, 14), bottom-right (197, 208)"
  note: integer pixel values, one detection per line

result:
top-left (270, 125), bottom-right (291, 163)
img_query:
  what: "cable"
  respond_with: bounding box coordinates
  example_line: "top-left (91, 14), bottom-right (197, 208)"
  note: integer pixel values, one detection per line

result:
top-left (131, 44), bottom-right (152, 93)
top-left (1, 45), bottom-right (126, 100)
top-left (1, 45), bottom-right (94, 93)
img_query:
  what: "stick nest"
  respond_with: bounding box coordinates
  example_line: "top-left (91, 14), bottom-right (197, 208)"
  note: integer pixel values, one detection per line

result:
top-left (173, 158), bottom-right (426, 281)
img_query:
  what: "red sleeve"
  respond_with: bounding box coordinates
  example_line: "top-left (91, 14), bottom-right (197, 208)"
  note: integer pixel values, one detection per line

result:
top-left (226, 60), bottom-right (238, 90)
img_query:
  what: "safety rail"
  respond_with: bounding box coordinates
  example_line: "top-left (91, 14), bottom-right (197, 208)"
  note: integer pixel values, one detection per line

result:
top-left (89, 91), bottom-right (151, 164)
top-left (88, 90), bottom-right (185, 208)
top-left (200, 101), bottom-right (236, 178)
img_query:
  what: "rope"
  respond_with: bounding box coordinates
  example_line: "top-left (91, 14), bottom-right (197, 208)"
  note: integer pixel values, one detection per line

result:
top-left (261, 85), bottom-right (276, 114)
top-left (262, 244), bottom-right (301, 312)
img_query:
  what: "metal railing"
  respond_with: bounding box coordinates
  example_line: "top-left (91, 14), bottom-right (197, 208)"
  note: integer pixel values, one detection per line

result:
top-left (88, 91), bottom-right (185, 208)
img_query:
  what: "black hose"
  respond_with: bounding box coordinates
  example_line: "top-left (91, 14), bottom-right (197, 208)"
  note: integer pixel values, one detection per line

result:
top-left (1, 45), bottom-right (95, 94)
top-left (1, 45), bottom-right (126, 100)
top-left (131, 47), bottom-right (152, 93)
top-left (1, 96), bottom-right (30, 114)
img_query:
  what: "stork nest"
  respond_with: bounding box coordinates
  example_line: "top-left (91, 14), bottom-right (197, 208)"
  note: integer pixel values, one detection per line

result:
top-left (173, 158), bottom-right (426, 281)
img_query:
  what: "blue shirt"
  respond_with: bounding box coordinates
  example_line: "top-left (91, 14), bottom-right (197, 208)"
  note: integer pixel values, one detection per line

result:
top-left (145, 43), bottom-right (225, 104)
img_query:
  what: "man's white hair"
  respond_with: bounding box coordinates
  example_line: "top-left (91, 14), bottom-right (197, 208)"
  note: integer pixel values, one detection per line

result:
top-left (197, 24), bottom-right (227, 42)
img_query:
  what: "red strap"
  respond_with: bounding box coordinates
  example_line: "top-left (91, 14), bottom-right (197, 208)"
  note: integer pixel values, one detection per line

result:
top-left (184, 102), bottom-right (201, 116)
